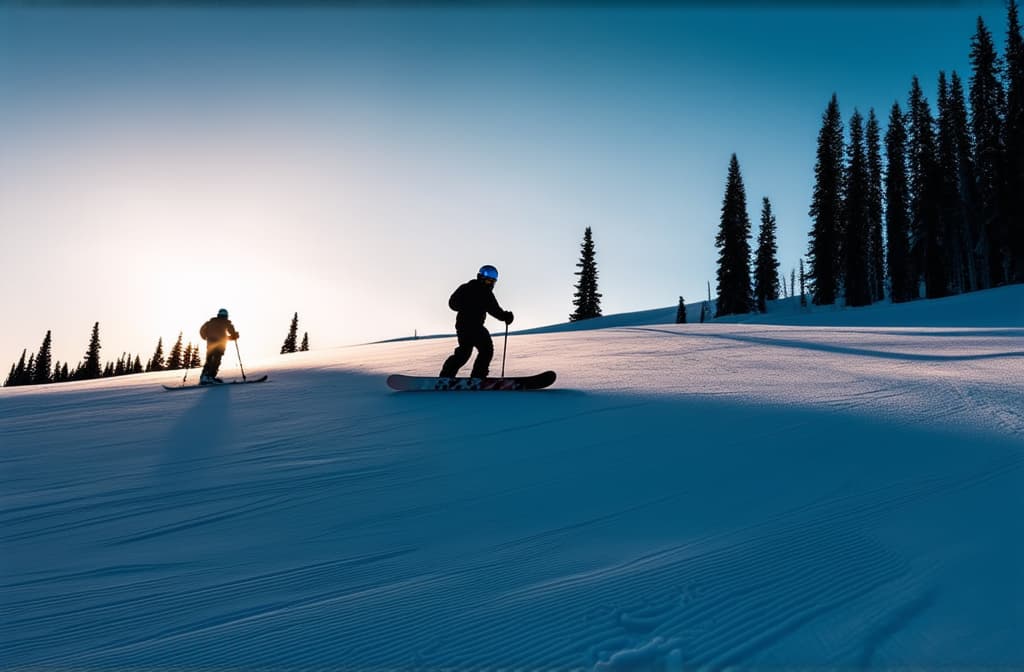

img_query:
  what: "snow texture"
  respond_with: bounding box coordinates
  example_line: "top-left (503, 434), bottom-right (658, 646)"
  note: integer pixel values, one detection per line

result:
top-left (2, 286), bottom-right (1023, 669)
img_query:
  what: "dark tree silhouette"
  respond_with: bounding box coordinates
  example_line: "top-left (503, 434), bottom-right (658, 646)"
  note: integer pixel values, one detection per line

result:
top-left (844, 109), bottom-right (873, 307)
top-left (81, 322), bottom-right (102, 380)
top-left (908, 76), bottom-right (949, 298)
top-left (1005, 0), bottom-right (1024, 280)
top-left (33, 330), bottom-right (53, 384)
top-left (300, 332), bottom-right (309, 352)
top-left (866, 109), bottom-right (886, 301)
top-left (715, 154), bottom-right (753, 317)
top-left (281, 313), bottom-right (299, 354)
top-left (808, 94), bottom-right (845, 305)
top-left (148, 337), bottom-right (165, 372)
top-left (885, 101), bottom-right (915, 303)
top-left (753, 197), bottom-right (780, 313)
top-left (570, 227), bottom-right (603, 321)
top-left (166, 332), bottom-right (184, 370)
top-left (675, 296), bottom-right (687, 324)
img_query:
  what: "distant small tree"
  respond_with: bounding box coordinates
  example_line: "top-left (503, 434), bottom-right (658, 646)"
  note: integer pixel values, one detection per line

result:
top-left (281, 313), bottom-right (299, 354)
top-left (133, 355), bottom-right (144, 374)
top-left (570, 227), bottom-right (603, 321)
top-left (148, 337), bottom-right (165, 372)
top-left (114, 354), bottom-right (126, 376)
top-left (60, 362), bottom-right (69, 381)
top-left (300, 332), bottom-right (309, 351)
top-left (22, 354), bottom-right (36, 385)
top-left (81, 322), bottom-right (102, 380)
top-left (7, 350), bottom-right (27, 387)
top-left (166, 332), bottom-right (185, 370)
top-left (103, 362), bottom-right (115, 377)
top-left (33, 330), bottom-right (53, 384)
top-left (675, 296), bottom-right (687, 324)
top-left (754, 196), bottom-right (781, 313)
top-left (799, 259), bottom-right (808, 307)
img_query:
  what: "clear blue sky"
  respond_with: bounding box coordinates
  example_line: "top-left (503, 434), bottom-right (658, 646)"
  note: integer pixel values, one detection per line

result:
top-left (0, 2), bottom-right (1011, 369)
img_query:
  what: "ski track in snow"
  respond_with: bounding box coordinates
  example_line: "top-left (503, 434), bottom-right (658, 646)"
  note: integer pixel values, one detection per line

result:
top-left (2, 290), bottom-right (1023, 669)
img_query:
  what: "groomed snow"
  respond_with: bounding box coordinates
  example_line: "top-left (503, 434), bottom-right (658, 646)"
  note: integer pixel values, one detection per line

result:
top-left (3, 286), bottom-right (1023, 669)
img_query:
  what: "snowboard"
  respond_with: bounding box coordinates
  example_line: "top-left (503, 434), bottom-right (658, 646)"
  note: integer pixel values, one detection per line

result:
top-left (162, 375), bottom-right (268, 391)
top-left (387, 370), bottom-right (556, 392)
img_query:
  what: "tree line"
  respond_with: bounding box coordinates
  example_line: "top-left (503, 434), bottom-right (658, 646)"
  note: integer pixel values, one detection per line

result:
top-left (5, 315), bottom-right (311, 387)
top-left (715, 3), bottom-right (1023, 316)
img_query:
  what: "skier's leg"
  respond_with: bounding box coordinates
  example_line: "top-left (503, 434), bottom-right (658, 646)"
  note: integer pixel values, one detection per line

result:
top-left (439, 332), bottom-right (473, 378)
top-left (469, 328), bottom-right (494, 379)
top-left (205, 347), bottom-right (225, 379)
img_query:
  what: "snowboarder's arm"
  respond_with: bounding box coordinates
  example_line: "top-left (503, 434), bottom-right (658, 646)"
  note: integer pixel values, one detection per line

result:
top-left (486, 293), bottom-right (511, 323)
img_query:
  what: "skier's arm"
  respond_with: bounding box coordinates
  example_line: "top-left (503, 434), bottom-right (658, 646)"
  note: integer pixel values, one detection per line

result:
top-left (227, 320), bottom-right (239, 340)
top-left (486, 293), bottom-right (512, 323)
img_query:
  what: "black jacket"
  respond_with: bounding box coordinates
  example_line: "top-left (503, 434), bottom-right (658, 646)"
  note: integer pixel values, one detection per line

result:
top-left (449, 278), bottom-right (510, 331)
top-left (199, 316), bottom-right (238, 348)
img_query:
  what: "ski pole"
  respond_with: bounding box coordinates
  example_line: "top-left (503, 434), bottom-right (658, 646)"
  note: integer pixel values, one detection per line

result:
top-left (182, 348), bottom-right (192, 386)
top-left (235, 339), bottom-right (247, 382)
top-left (501, 322), bottom-right (508, 378)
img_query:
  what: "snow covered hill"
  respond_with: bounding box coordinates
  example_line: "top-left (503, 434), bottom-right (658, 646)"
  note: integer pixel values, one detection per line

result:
top-left (3, 287), bottom-right (1023, 669)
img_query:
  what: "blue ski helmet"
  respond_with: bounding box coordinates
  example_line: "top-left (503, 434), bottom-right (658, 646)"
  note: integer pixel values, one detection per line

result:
top-left (218, 308), bottom-right (229, 318)
top-left (478, 265), bottom-right (499, 281)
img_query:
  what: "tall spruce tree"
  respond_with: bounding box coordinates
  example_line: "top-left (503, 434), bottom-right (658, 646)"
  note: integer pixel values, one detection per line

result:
top-left (808, 94), bottom-right (845, 305)
top-left (7, 350), bottom-right (26, 387)
top-left (908, 76), bottom-right (949, 298)
top-left (948, 71), bottom-right (982, 291)
top-left (715, 154), bottom-right (753, 317)
top-left (149, 337), bottom-right (165, 372)
top-left (753, 197), bottom-right (780, 313)
top-left (885, 101), bottom-right (915, 303)
top-left (166, 332), bottom-right (184, 370)
top-left (33, 330), bottom-right (53, 384)
top-left (300, 332), bottom-right (309, 351)
top-left (81, 322), bottom-right (102, 380)
top-left (844, 110), bottom-right (873, 307)
top-left (281, 313), bottom-right (299, 354)
top-left (969, 16), bottom-right (1007, 286)
top-left (570, 226), bottom-right (603, 321)
top-left (1005, 0), bottom-right (1024, 280)
top-left (133, 355), bottom-right (144, 374)
top-left (866, 109), bottom-right (886, 301)
top-left (676, 296), bottom-right (687, 324)
top-left (937, 72), bottom-right (969, 294)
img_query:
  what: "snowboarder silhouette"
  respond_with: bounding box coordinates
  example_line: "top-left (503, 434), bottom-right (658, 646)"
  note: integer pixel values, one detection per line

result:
top-left (199, 308), bottom-right (239, 384)
top-left (439, 265), bottom-right (514, 380)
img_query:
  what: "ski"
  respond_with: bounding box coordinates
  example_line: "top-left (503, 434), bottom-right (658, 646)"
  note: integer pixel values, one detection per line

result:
top-left (387, 370), bottom-right (555, 391)
top-left (162, 375), bottom-right (269, 391)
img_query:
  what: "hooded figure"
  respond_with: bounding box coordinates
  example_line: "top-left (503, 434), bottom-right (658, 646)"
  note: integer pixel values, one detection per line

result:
top-left (439, 265), bottom-right (514, 380)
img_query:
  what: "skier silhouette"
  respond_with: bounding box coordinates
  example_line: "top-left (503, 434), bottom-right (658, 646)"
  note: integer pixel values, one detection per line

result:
top-left (439, 265), bottom-right (514, 380)
top-left (199, 308), bottom-right (239, 384)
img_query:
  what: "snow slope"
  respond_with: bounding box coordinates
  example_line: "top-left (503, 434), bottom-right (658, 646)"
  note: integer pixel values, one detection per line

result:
top-left (3, 287), bottom-right (1023, 669)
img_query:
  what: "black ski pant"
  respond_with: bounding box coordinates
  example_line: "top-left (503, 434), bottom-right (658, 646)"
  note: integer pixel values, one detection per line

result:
top-left (440, 326), bottom-right (493, 379)
top-left (202, 345), bottom-right (226, 378)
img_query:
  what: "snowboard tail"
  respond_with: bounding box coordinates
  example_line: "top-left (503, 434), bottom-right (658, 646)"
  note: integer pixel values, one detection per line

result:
top-left (387, 370), bottom-right (555, 391)
top-left (163, 375), bottom-right (268, 391)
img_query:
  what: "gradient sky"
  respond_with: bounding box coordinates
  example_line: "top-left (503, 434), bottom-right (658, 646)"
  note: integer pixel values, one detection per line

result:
top-left (0, 1), bottom-right (1011, 370)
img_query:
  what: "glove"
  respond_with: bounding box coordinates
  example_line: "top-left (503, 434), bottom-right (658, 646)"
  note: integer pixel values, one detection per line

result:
top-left (504, 311), bottom-right (514, 325)
top-left (232, 333), bottom-right (240, 340)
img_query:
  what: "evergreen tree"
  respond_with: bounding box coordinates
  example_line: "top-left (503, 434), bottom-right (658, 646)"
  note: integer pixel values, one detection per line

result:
top-left (114, 355), bottom-right (125, 377)
top-left (33, 330), bottom-right (53, 384)
top-left (166, 332), bottom-right (184, 370)
top-left (23, 354), bottom-right (36, 385)
top-left (866, 109), bottom-right (886, 301)
top-left (753, 197), bottom-right (781, 313)
top-left (149, 337), bottom-right (165, 373)
top-left (948, 71), bottom-right (983, 292)
top-left (675, 296), bottom-right (687, 324)
top-left (60, 362), bottom-right (69, 381)
top-left (300, 332), bottom-right (310, 351)
top-left (843, 109), bottom-right (873, 307)
top-left (885, 101), bottom-right (915, 303)
top-left (715, 154), bottom-right (753, 317)
top-left (5, 362), bottom-right (15, 387)
top-left (790, 268), bottom-right (796, 298)
top-left (81, 322), bottom-right (102, 380)
top-left (51, 360), bottom-right (61, 382)
top-left (570, 226), bottom-right (603, 321)
top-left (8, 350), bottom-right (26, 387)
top-left (908, 76), bottom-right (949, 298)
top-left (799, 259), bottom-right (808, 307)
top-left (938, 71), bottom-right (969, 294)
top-left (281, 313), bottom-right (299, 354)
top-left (1005, 0), bottom-right (1024, 280)
top-left (133, 355), bottom-right (144, 374)
top-left (970, 16), bottom-right (1008, 286)
top-left (103, 362), bottom-right (115, 377)
top-left (808, 94), bottom-right (845, 305)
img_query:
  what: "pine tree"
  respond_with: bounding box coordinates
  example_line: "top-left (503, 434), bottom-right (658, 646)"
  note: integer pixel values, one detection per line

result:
top-left (149, 337), bottom-right (165, 372)
top-left (948, 71), bottom-right (983, 292)
top-left (790, 267), bottom-right (796, 298)
top-left (33, 330), bottom-right (53, 384)
top-left (81, 322), bottom-right (102, 380)
top-left (866, 109), bottom-right (886, 301)
top-left (60, 362), bottom-right (69, 381)
top-left (281, 313), bottom-right (299, 354)
top-left (715, 154), bottom-right (754, 317)
top-left (970, 16), bottom-right (1008, 286)
top-left (799, 259), bottom-right (808, 307)
top-left (908, 76), bottom-right (949, 298)
top-left (114, 355), bottom-right (125, 377)
top-left (808, 94), bottom-right (845, 305)
top-left (133, 355), bottom-right (144, 374)
top-left (753, 197), bottom-right (781, 313)
top-left (844, 109), bottom-right (873, 307)
top-left (7, 350), bottom-right (26, 387)
top-left (675, 296), bottom-right (687, 324)
top-left (885, 101), bottom-right (915, 303)
top-left (1005, 0), bottom-right (1024, 280)
top-left (166, 332), bottom-right (184, 370)
top-left (570, 227), bottom-right (603, 321)
top-left (23, 354), bottom-right (36, 385)
top-left (300, 332), bottom-right (309, 351)
top-left (938, 71), bottom-right (969, 294)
